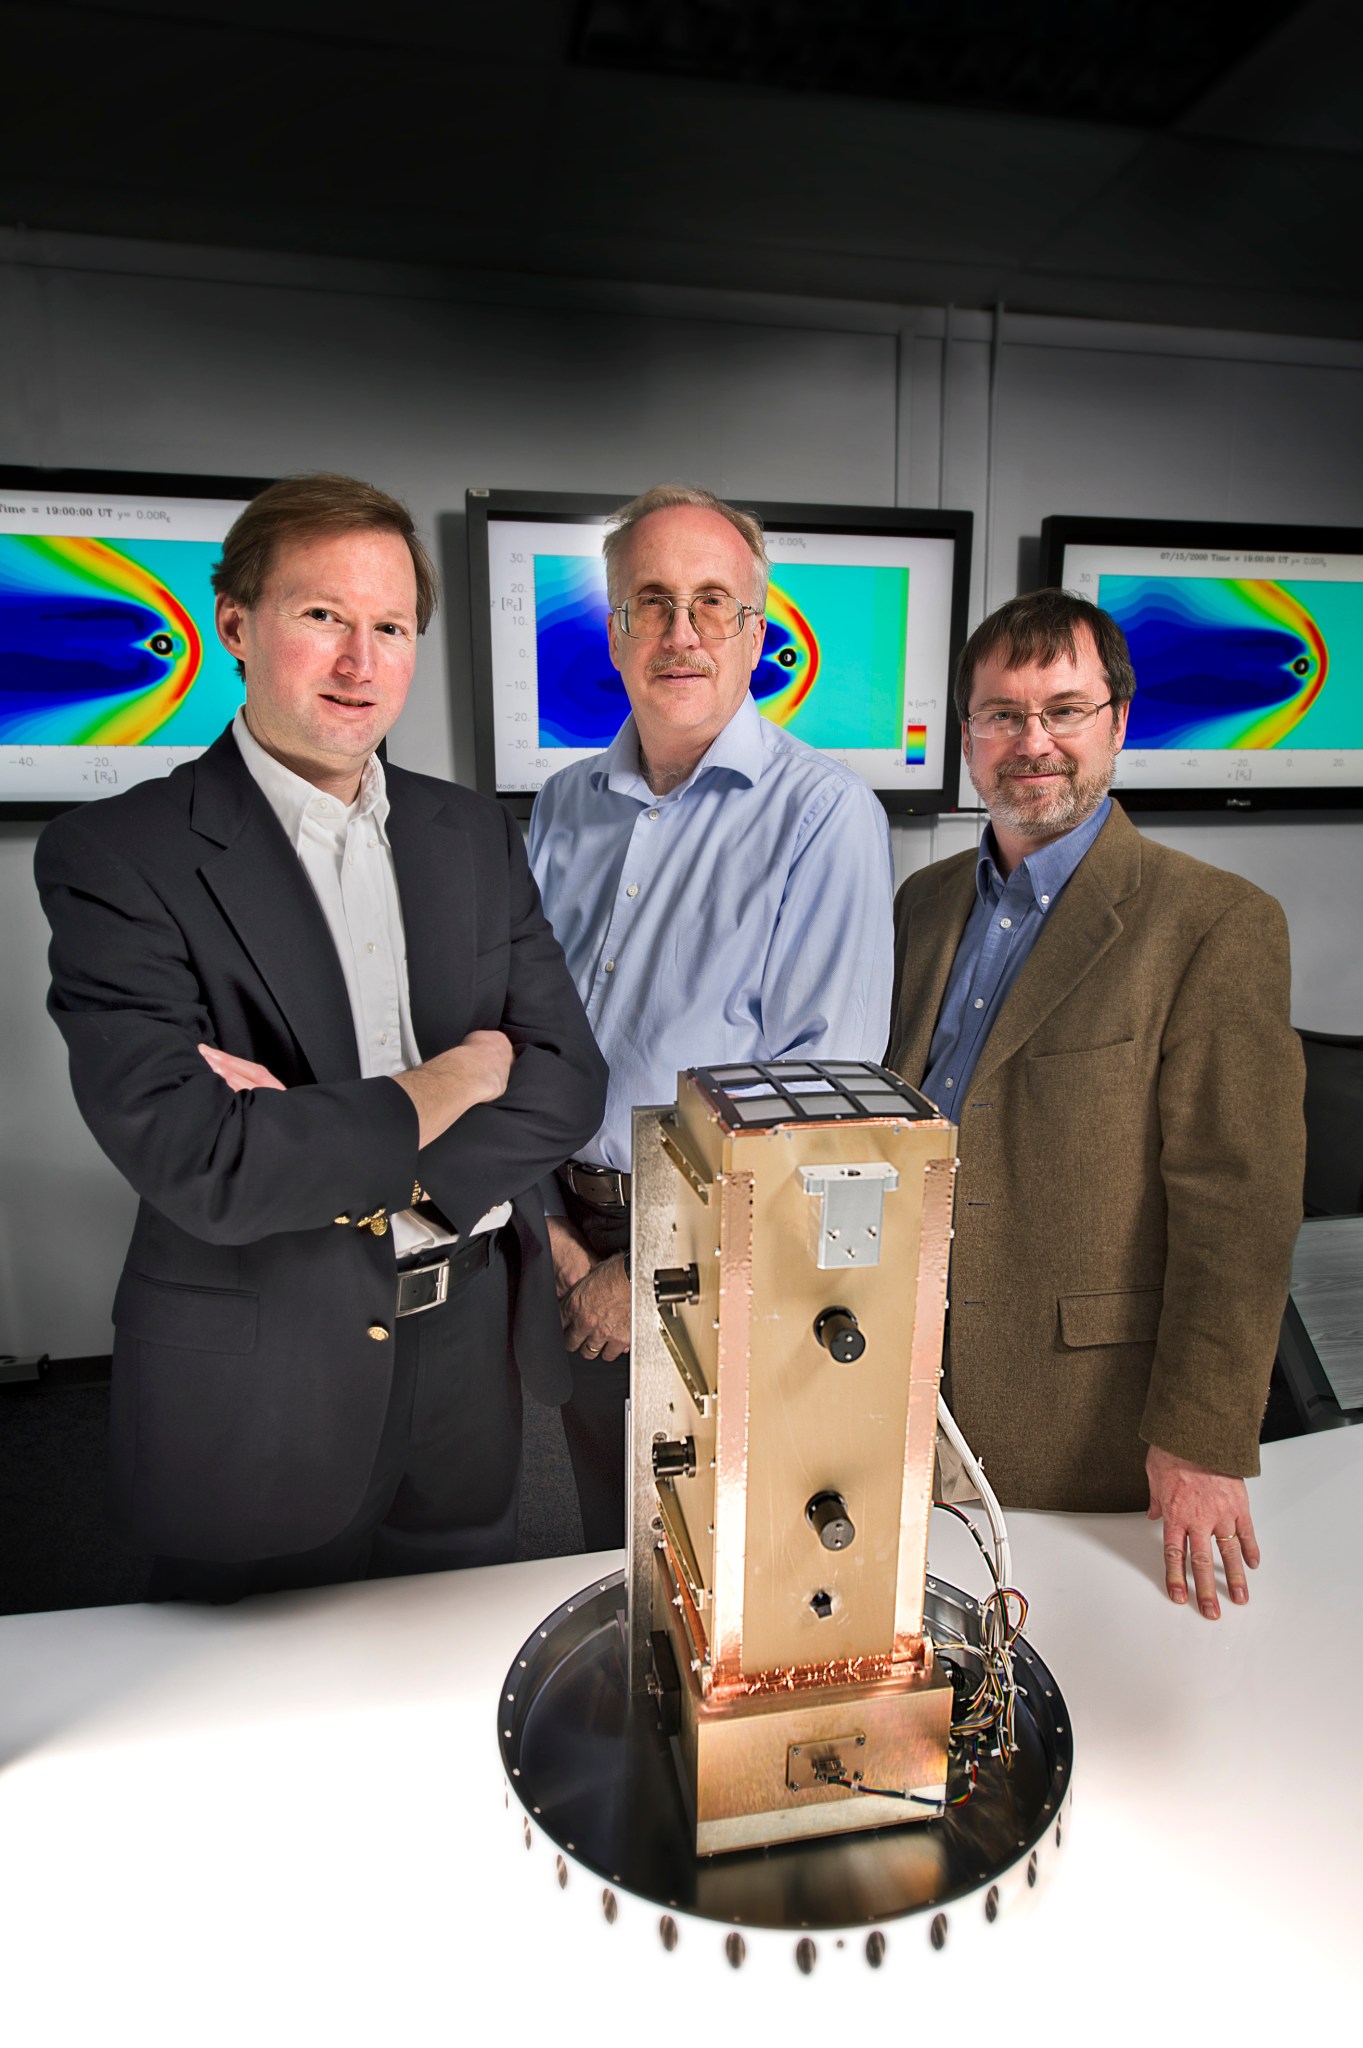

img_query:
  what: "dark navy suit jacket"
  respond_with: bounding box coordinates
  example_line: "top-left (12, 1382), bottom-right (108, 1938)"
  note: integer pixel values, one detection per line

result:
top-left (36, 729), bottom-right (607, 1560)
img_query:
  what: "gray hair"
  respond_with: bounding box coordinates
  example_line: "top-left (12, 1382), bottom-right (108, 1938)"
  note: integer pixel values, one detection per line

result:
top-left (601, 484), bottom-right (769, 607)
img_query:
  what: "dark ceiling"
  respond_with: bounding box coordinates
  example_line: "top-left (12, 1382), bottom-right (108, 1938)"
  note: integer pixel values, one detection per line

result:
top-left (3, 0), bottom-right (1362, 338)
top-left (575, 0), bottom-right (1301, 127)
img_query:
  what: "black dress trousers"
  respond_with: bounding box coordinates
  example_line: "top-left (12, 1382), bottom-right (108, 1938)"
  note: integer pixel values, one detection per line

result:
top-left (148, 1233), bottom-right (521, 1602)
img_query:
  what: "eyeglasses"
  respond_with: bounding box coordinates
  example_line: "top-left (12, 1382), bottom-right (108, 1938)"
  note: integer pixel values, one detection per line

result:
top-left (966, 699), bottom-right (1115, 740)
top-left (612, 593), bottom-right (764, 641)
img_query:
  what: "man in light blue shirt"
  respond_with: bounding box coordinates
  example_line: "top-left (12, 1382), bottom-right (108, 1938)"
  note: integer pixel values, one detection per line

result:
top-left (529, 484), bottom-right (894, 1546)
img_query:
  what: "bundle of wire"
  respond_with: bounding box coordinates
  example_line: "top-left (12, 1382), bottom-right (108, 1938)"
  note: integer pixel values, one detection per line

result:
top-left (818, 1399), bottom-right (1027, 1814)
top-left (929, 1395), bottom-right (1027, 1808)
top-left (932, 1500), bottom-right (1028, 1806)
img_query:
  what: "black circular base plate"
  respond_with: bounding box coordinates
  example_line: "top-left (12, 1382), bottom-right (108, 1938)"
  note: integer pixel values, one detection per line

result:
top-left (500, 1572), bottom-right (1072, 1931)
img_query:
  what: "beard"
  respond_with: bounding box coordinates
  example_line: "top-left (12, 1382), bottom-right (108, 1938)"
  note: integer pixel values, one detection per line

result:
top-left (967, 741), bottom-right (1119, 843)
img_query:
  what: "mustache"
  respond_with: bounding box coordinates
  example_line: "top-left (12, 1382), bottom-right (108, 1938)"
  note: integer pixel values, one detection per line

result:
top-left (646, 656), bottom-right (716, 680)
top-left (998, 758), bottom-right (1076, 780)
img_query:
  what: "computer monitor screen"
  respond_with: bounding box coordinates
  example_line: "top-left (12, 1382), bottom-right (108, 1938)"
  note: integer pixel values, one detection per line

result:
top-left (1040, 514), bottom-right (1363, 812)
top-left (466, 489), bottom-right (973, 816)
top-left (0, 466), bottom-right (271, 816)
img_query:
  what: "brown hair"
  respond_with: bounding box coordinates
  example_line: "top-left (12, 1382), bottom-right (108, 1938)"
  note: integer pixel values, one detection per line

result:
top-left (212, 473), bottom-right (439, 631)
top-left (954, 589), bottom-right (1137, 719)
top-left (601, 483), bottom-right (769, 607)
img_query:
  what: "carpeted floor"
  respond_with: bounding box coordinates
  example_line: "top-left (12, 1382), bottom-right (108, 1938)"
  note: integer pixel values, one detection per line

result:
top-left (516, 1392), bottom-right (585, 1560)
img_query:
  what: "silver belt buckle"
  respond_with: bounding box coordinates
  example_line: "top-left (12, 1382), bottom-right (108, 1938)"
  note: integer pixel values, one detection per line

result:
top-left (396, 1258), bottom-right (450, 1318)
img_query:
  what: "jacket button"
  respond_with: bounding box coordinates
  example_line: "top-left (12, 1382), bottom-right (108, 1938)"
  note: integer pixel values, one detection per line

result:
top-left (333, 1214), bottom-right (352, 1226)
top-left (367, 1323), bottom-right (390, 1342)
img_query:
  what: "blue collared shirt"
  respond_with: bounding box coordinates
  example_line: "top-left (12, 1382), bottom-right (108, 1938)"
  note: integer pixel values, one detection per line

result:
top-left (529, 692), bottom-right (894, 1171)
top-left (921, 797), bottom-right (1112, 1119)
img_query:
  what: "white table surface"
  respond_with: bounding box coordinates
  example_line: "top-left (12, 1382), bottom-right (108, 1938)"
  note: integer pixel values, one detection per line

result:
top-left (3, 1426), bottom-right (1360, 2045)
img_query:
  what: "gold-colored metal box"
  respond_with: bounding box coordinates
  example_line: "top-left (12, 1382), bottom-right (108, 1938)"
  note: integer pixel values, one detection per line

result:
top-left (627, 1061), bottom-right (957, 1855)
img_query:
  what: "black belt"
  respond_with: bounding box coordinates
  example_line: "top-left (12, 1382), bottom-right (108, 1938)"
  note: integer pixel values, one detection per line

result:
top-left (394, 1230), bottom-right (495, 1318)
top-left (560, 1160), bottom-right (631, 1208)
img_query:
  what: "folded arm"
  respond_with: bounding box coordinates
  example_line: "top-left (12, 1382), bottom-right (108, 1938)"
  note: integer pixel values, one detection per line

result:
top-left (37, 804), bottom-right (605, 1246)
top-left (199, 1031), bottom-right (517, 1146)
top-left (398, 807), bottom-right (607, 1235)
top-left (37, 820), bottom-right (422, 1243)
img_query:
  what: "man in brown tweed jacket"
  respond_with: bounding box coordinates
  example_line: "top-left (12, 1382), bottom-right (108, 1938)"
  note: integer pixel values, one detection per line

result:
top-left (888, 590), bottom-right (1304, 1620)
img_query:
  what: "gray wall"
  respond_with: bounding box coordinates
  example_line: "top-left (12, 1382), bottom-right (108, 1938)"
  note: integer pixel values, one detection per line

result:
top-left (3, 231), bottom-right (1360, 1357)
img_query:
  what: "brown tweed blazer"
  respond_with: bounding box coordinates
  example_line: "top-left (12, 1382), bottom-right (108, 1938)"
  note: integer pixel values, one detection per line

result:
top-left (888, 802), bottom-right (1305, 1512)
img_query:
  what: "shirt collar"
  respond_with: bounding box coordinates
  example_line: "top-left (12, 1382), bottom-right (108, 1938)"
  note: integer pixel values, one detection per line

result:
top-left (232, 707), bottom-right (390, 848)
top-left (596, 691), bottom-right (762, 803)
top-left (976, 794), bottom-right (1112, 909)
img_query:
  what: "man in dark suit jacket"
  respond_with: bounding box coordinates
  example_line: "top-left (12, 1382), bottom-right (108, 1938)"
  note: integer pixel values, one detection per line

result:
top-left (888, 590), bottom-right (1304, 1621)
top-left (36, 474), bottom-right (607, 1599)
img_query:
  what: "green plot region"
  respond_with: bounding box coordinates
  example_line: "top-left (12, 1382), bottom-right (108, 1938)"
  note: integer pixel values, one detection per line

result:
top-left (756, 564), bottom-right (908, 750)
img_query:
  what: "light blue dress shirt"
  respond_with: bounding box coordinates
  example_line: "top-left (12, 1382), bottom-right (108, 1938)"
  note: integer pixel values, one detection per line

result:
top-left (529, 692), bottom-right (895, 1172)
top-left (921, 797), bottom-right (1112, 1118)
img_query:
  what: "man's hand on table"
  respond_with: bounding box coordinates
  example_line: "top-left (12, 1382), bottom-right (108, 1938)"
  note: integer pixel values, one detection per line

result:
top-left (1146, 1443), bottom-right (1260, 1619)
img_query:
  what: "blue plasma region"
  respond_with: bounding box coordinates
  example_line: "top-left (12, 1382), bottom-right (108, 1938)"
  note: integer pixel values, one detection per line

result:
top-left (0, 597), bottom-right (173, 716)
top-left (535, 556), bottom-right (627, 748)
top-left (1101, 576), bottom-right (1320, 750)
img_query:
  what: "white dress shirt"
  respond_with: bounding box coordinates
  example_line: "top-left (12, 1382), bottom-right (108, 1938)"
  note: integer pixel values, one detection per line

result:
top-left (232, 711), bottom-right (508, 1254)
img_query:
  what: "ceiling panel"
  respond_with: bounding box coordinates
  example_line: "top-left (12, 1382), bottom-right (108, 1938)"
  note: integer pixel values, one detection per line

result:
top-left (1, 0), bottom-right (1357, 337)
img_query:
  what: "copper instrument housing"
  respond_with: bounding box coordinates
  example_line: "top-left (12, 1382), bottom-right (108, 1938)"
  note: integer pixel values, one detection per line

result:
top-left (628, 1063), bottom-right (957, 1855)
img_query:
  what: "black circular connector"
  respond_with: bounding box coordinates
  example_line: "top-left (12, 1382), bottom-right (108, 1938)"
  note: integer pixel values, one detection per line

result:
top-left (653, 1264), bottom-right (700, 1307)
top-left (813, 1306), bottom-right (865, 1363)
top-left (806, 1491), bottom-right (856, 1551)
top-left (651, 1436), bottom-right (697, 1481)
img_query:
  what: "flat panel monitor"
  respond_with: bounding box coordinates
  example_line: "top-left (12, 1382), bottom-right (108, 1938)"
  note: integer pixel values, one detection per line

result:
top-left (466, 489), bottom-right (973, 817)
top-left (1040, 513), bottom-right (1363, 812)
top-left (0, 465), bottom-right (272, 817)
